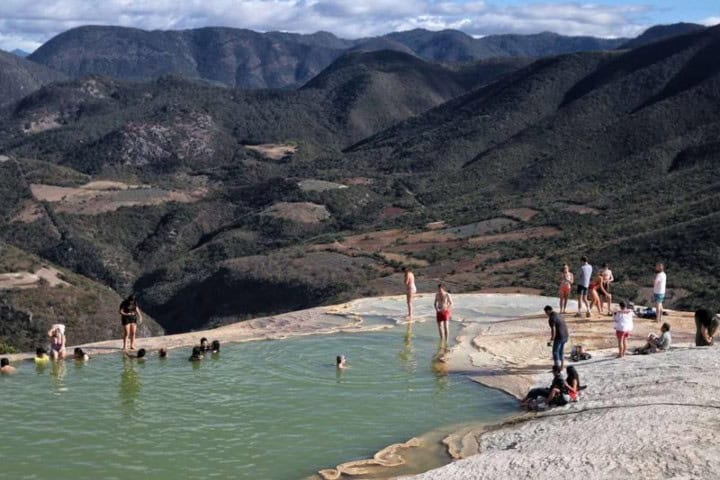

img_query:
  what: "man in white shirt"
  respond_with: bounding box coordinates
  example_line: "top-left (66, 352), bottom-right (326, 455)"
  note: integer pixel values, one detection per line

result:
top-left (653, 263), bottom-right (667, 322)
top-left (576, 256), bottom-right (593, 318)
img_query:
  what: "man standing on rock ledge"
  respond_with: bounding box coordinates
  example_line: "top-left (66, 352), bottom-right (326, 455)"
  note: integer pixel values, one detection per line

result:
top-left (576, 256), bottom-right (593, 318)
top-left (545, 306), bottom-right (569, 369)
top-left (654, 263), bottom-right (667, 322)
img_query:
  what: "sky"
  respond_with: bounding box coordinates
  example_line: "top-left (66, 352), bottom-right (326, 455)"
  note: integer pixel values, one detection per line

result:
top-left (0, 0), bottom-right (718, 52)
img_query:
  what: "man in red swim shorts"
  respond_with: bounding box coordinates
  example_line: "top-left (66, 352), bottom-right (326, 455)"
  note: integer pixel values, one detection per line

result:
top-left (434, 284), bottom-right (453, 342)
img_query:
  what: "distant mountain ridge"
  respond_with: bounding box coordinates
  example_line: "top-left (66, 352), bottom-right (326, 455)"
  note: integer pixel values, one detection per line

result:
top-left (28, 25), bottom-right (630, 89)
top-left (0, 49), bottom-right (67, 106)
top-left (619, 22), bottom-right (706, 49)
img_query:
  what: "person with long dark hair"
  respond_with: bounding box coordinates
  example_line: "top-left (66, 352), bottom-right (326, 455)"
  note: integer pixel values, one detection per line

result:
top-left (119, 294), bottom-right (143, 351)
top-left (695, 309), bottom-right (719, 346)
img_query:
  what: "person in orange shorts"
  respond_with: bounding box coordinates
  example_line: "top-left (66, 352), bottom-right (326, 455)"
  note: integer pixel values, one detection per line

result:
top-left (558, 264), bottom-right (574, 314)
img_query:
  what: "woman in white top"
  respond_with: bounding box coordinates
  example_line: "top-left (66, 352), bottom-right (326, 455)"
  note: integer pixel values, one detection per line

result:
top-left (403, 267), bottom-right (417, 319)
top-left (613, 301), bottom-right (634, 358)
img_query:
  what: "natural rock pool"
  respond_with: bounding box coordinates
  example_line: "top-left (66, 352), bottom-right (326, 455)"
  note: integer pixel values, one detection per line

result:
top-left (1, 295), bottom-right (551, 479)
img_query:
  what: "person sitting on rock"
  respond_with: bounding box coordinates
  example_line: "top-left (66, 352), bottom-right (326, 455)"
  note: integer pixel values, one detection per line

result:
top-left (521, 365), bottom-right (568, 409)
top-left (636, 322), bottom-right (671, 354)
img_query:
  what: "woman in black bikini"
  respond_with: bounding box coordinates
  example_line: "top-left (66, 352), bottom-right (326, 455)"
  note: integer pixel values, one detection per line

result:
top-left (119, 294), bottom-right (143, 351)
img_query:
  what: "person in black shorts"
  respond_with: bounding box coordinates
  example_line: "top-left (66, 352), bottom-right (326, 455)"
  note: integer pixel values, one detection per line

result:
top-left (119, 294), bottom-right (143, 351)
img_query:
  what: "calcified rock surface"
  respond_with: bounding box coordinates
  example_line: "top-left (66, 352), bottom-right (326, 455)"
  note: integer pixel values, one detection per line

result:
top-left (408, 347), bottom-right (720, 479)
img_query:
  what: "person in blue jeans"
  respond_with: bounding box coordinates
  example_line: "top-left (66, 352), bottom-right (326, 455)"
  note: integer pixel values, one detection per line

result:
top-left (545, 305), bottom-right (569, 369)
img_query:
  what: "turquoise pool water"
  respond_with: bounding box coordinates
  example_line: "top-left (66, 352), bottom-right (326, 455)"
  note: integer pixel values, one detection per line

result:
top-left (0, 321), bottom-right (516, 479)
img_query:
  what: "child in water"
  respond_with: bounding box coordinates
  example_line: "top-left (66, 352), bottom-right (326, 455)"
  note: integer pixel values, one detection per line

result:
top-left (35, 347), bottom-right (50, 364)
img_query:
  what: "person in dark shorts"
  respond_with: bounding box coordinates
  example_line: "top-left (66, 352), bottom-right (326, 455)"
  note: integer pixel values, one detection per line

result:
top-left (576, 257), bottom-right (593, 318)
top-left (119, 294), bottom-right (143, 351)
top-left (545, 306), bottom-right (569, 369)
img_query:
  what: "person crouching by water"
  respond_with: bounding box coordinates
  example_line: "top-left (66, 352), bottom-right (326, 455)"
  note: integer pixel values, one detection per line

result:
top-left (189, 347), bottom-right (204, 362)
top-left (0, 358), bottom-right (17, 375)
top-left (520, 365), bottom-right (570, 409)
top-left (48, 324), bottom-right (66, 361)
top-left (695, 309), bottom-right (719, 346)
top-left (434, 284), bottom-right (453, 343)
top-left (119, 294), bottom-right (143, 351)
top-left (613, 301), bottom-right (634, 358)
top-left (336, 355), bottom-right (348, 369)
top-left (545, 306), bottom-right (569, 369)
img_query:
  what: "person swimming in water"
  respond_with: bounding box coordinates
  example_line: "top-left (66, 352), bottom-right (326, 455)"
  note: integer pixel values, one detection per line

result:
top-left (124, 348), bottom-right (146, 360)
top-left (189, 347), bottom-right (204, 362)
top-left (35, 347), bottom-right (49, 364)
top-left (159, 348), bottom-right (168, 358)
top-left (199, 337), bottom-right (210, 353)
top-left (211, 340), bottom-right (220, 353)
top-left (336, 355), bottom-right (348, 369)
top-left (0, 358), bottom-right (17, 375)
top-left (403, 267), bottom-right (417, 319)
top-left (48, 324), bottom-right (66, 360)
top-left (73, 347), bottom-right (90, 361)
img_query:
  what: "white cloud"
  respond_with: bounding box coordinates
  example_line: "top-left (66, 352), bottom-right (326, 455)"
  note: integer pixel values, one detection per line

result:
top-left (699, 16), bottom-right (720, 27)
top-left (0, 0), bottom-right (662, 52)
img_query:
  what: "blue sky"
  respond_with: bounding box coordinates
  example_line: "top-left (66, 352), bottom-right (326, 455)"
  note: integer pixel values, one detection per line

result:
top-left (0, 0), bottom-right (718, 52)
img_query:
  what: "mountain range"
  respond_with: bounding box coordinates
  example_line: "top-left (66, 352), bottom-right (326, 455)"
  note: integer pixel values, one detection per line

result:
top-left (0, 22), bottom-right (717, 350)
top-left (22, 25), bottom-right (639, 88)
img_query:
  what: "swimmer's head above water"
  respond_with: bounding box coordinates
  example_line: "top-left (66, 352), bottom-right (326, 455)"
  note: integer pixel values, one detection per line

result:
top-left (336, 355), bottom-right (347, 368)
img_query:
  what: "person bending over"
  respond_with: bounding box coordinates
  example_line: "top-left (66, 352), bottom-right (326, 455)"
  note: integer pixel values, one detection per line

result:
top-left (695, 309), bottom-right (719, 347)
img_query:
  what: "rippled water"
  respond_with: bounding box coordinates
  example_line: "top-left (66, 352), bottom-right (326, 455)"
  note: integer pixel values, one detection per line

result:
top-left (0, 321), bottom-right (515, 479)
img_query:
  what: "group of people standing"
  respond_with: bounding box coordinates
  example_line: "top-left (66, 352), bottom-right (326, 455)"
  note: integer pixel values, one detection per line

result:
top-left (558, 258), bottom-right (667, 323)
